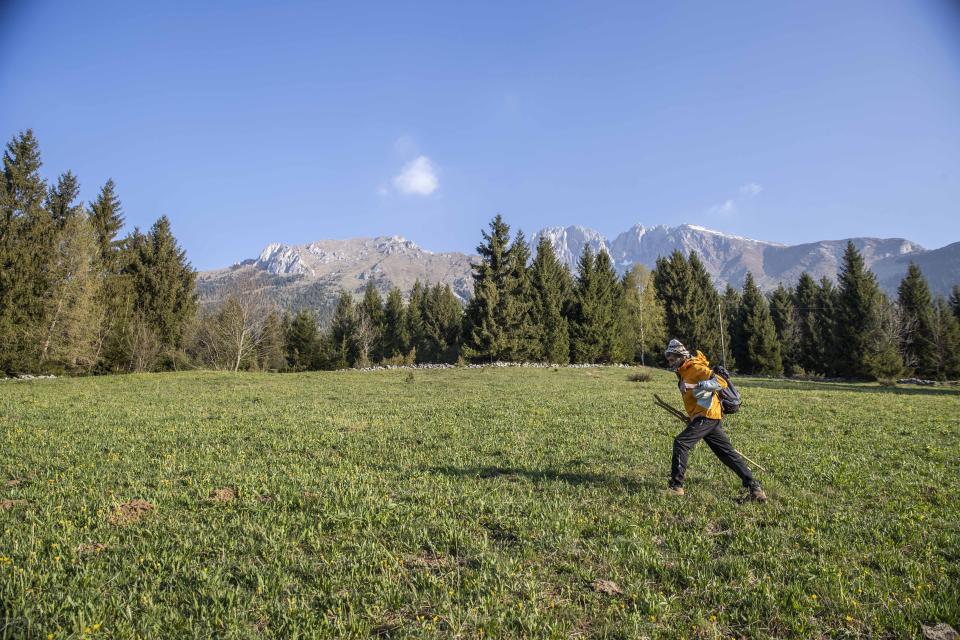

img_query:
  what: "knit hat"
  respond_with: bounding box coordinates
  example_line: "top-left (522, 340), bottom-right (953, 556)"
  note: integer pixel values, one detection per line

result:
top-left (664, 339), bottom-right (690, 359)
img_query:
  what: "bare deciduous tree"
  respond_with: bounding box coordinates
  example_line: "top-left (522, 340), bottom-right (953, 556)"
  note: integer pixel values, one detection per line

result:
top-left (191, 275), bottom-right (277, 371)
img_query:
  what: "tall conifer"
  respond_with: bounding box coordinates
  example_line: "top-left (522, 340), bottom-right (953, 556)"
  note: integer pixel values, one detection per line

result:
top-left (530, 235), bottom-right (570, 363)
top-left (382, 286), bottom-right (409, 359)
top-left (897, 263), bottom-right (937, 377)
top-left (768, 283), bottom-right (798, 375)
top-left (736, 272), bottom-right (782, 375)
top-left (834, 241), bottom-right (883, 378)
top-left (793, 272), bottom-right (821, 374)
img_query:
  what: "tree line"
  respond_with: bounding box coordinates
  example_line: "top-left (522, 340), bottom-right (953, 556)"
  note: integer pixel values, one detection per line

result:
top-left (1, 130), bottom-right (196, 374)
top-left (3, 130), bottom-right (958, 379)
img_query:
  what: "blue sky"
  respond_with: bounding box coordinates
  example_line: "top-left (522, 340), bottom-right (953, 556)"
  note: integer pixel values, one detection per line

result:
top-left (2, 1), bottom-right (959, 270)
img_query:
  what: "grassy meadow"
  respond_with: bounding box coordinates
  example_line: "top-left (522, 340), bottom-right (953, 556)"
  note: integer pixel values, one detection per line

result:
top-left (1, 367), bottom-right (958, 639)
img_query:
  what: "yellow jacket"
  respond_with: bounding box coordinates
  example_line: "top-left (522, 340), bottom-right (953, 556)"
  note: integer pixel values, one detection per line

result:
top-left (676, 351), bottom-right (727, 421)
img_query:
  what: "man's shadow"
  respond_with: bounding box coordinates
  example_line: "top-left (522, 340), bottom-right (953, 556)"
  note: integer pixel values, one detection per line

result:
top-left (424, 464), bottom-right (659, 493)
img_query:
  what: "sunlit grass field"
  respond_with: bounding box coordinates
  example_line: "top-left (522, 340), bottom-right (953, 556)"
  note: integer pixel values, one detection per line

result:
top-left (2, 367), bottom-right (958, 639)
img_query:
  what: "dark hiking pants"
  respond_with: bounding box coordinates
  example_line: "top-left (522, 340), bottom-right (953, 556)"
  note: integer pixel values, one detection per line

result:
top-left (670, 417), bottom-right (757, 489)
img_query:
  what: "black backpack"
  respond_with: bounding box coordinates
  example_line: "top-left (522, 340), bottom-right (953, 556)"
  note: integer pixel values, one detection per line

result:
top-left (712, 365), bottom-right (742, 415)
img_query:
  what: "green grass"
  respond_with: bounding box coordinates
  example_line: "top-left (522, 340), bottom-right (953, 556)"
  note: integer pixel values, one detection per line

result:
top-left (1, 367), bottom-right (958, 639)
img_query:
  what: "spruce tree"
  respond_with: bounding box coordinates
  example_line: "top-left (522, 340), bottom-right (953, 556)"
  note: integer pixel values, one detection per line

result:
top-left (45, 172), bottom-right (83, 228)
top-left (897, 263), bottom-right (937, 377)
top-left (382, 286), bottom-right (409, 360)
top-left (330, 290), bottom-right (356, 367)
top-left (570, 247), bottom-right (620, 363)
top-left (529, 235), bottom-right (570, 363)
top-left (462, 215), bottom-right (513, 361)
top-left (652, 251), bottom-right (695, 356)
top-left (0, 129), bottom-right (52, 372)
top-left (815, 277), bottom-right (839, 376)
top-left (406, 280), bottom-right (427, 362)
top-left (286, 310), bottom-right (321, 370)
top-left (736, 272), bottom-right (783, 375)
top-left (503, 231), bottom-right (539, 361)
top-left (950, 285), bottom-right (960, 320)
top-left (834, 241), bottom-right (883, 378)
top-left (931, 297), bottom-right (960, 380)
top-left (130, 216), bottom-right (198, 360)
top-left (89, 179), bottom-right (125, 270)
top-left (360, 281), bottom-right (385, 362)
top-left (768, 284), bottom-right (798, 375)
top-left (686, 252), bottom-right (722, 358)
top-left (720, 284), bottom-right (741, 370)
top-left (420, 283), bottom-right (463, 363)
top-left (793, 273), bottom-right (821, 375)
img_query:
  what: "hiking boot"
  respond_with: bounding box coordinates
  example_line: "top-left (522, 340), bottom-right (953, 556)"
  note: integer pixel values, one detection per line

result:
top-left (666, 485), bottom-right (685, 496)
top-left (748, 486), bottom-right (767, 502)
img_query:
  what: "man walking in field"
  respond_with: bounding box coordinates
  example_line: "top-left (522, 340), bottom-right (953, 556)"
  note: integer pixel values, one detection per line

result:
top-left (663, 339), bottom-right (767, 501)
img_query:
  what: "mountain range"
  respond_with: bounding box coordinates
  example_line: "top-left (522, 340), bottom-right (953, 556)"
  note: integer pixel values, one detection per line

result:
top-left (197, 224), bottom-right (960, 321)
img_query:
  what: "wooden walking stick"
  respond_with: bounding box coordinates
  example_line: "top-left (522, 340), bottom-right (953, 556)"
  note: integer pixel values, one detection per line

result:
top-left (652, 394), bottom-right (768, 473)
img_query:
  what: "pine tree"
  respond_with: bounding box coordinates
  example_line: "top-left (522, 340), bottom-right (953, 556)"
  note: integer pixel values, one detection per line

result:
top-left (931, 297), bottom-right (960, 380)
top-left (768, 283), bottom-right (798, 375)
top-left (529, 235), bottom-right (570, 363)
top-left (793, 273), bottom-right (821, 375)
top-left (720, 284), bottom-right (740, 370)
top-left (382, 286), bottom-right (409, 360)
top-left (834, 241), bottom-right (883, 378)
top-left (360, 281), bottom-right (385, 362)
top-left (286, 309), bottom-right (321, 370)
top-left (570, 247), bottom-right (620, 363)
top-left (129, 216), bottom-right (198, 362)
top-left (0, 129), bottom-right (52, 372)
top-left (652, 251), bottom-right (695, 356)
top-left (45, 172), bottom-right (83, 228)
top-left (89, 181), bottom-right (132, 372)
top-left (686, 252), bottom-right (722, 358)
top-left (406, 280), bottom-right (427, 362)
top-left (950, 285), bottom-right (960, 320)
top-left (89, 179), bottom-right (125, 270)
top-left (897, 263), bottom-right (937, 377)
top-left (503, 230), bottom-right (539, 361)
top-left (330, 290), bottom-right (356, 367)
top-left (420, 283), bottom-right (463, 363)
top-left (815, 277), bottom-right (839, 376)
top-left (462, 215), bottom-right (513, 361)
top-left (736, 272), bottom-right (782, 375)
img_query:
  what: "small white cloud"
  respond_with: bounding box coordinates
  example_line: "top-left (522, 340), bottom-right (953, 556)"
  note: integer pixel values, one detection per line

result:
top-left (709, 199), bottom-right (736, 215)
top-left (393, 155), bottom-right (438, 196)
top-left (739, 182), bottom-right (763, 197)
top-left (377, 184), bottom-right (390, 196)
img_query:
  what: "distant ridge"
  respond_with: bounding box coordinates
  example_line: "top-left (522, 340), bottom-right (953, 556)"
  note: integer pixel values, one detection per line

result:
top-left (197, 225), bottom-right (959, 320)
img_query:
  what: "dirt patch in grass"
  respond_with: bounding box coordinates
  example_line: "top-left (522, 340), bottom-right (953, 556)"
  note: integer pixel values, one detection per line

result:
top-left (208, 487), bottom-right (237, 502)
top-left (108, 499), bottom-right (154, 525)
top-left (404, 550), bottom-right (464, 572)
top-left (4, 478), bottom-right (22, 488)
top-left (77, 542), bottom-right (108, 554)
top-left (0, 499), bottom-right (27, 511)
top-left (590, 579), bottom-right (623, 596)
top-left (256, 494), bottom-right (274, 503)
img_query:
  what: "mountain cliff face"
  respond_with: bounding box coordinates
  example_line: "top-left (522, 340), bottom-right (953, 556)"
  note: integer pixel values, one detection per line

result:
top-left (197, 236), bottom-right (475, 323)
top-left (534, 224), bottom-right (932, 292)
top-left (197, 226), bottom-right (958, 320)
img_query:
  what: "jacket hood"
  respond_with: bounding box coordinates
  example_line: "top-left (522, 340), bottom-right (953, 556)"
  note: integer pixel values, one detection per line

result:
top-left (680, 350), bottom-right (710, 371)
